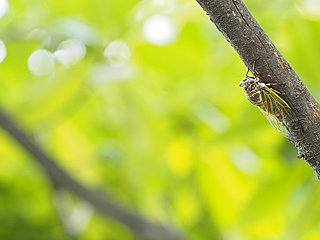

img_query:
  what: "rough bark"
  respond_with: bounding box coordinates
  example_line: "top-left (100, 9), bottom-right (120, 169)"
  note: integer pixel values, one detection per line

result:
top-left (0, 108), bottom-right (185, 240)
top-left (195, 0), bottom-right (320, 177)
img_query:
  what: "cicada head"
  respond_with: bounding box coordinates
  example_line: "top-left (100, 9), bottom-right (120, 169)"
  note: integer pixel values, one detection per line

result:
top-left (239, 75), bottom-right (259, 91)
top-left (239, 75), bottom-right (264, 107)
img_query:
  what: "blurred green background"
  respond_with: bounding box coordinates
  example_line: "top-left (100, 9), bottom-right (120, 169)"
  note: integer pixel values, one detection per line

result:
top-left (1, 0), bottom-right (320, 239)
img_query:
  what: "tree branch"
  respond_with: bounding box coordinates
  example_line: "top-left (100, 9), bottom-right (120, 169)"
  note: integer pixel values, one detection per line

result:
top-left (195, 0), bottom-right (320, 178)
top-left (0, 108), bottom-right (185, 240)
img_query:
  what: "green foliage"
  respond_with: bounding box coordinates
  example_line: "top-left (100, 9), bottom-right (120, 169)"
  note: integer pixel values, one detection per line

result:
top-left (1, 0), bottom-right (320, 239)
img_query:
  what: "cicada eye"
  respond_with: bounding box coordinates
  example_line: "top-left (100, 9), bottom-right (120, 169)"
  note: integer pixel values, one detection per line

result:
top-left (248, 78), bottom-right (255, 84)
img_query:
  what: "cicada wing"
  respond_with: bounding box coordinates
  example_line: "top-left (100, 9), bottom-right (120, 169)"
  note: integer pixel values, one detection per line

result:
top-left (258, 86), bottom-right (290, 137)
top-left (259, 109), bottom-right (289, 137)
top-left (263, 86), bottom-right (290, 110)
top-left (262, 86), bottom-right (291, 118)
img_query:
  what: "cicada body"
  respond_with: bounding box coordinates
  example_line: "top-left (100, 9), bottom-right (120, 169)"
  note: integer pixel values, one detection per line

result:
top-left (239, 68), bottom-right (290, 137)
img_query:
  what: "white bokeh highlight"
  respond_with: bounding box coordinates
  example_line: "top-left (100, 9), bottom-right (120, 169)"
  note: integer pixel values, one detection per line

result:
top-left (54, 39), bottom-right (86, 67)
top-left (66, 201), bottom-right (93, 236)
top-left (296, 0), bottom-right (320, 17)
top-left (143, 14), bottom-right (177, 46)
top-left (0, 40), bottom-right (6, 63)
top-left (28, 49), bottom-right (55, 76)
top-left (90, 63), bottom-right (136, 84)
top-left (55, 18), bottom-right (99, 46)
top-left (104, 40), bottom-right (130, 66)
top-left (230, 147), bottom-right (261, 175)
top-left (195, 102), bottom-right (231, 134)
top-left (28, 28), bottom-right (52, 46)
top-left (53, 190), bottom-right (93, 236)
top-left (0, 0), bottom-right (8, 19)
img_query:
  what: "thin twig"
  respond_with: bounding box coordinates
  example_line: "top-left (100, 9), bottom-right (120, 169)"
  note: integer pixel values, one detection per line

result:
top-left (0, 108), bottom-right (185, 240)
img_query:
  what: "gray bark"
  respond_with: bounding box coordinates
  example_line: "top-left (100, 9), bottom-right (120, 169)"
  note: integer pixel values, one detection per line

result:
top-left (195, 0), bottom-right (320, 177)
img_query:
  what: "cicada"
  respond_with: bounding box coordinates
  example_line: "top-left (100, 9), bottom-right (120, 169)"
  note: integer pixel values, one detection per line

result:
top-left (239, 66), bottom-right (290, 137)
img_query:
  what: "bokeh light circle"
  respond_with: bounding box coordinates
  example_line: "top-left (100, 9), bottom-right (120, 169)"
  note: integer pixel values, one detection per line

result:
top-left (0, 0), bottom-right (9, 19)
top-left (0, 40), bottom-right (6, 63)
top-left (104, 40), bottom-right (130, 66)
top-left (54, 39), bottom-right (86, 67)
top-left (143, 14), bottom-right (177, 46)
top-left (28, 49), bottom-right (55, 76)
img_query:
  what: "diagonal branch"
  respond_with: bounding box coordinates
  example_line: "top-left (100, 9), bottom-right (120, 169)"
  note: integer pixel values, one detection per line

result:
top-left (195, 0), bottom-right (320, 178)
top-left (0, 107), bottom-right (185, 240)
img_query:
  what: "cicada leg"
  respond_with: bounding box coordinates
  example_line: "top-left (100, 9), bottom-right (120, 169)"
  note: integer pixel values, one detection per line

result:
top-left (265, 83), bottom-right (286, 95)
top-left (269, 88), bottom-right (283, 95)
